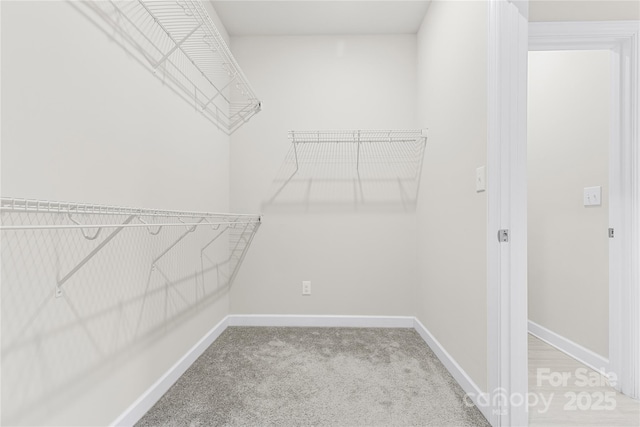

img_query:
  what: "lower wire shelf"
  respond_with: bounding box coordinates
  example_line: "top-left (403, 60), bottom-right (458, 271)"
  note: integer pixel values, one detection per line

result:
top-left (0, 197), bottom-right (261, 296)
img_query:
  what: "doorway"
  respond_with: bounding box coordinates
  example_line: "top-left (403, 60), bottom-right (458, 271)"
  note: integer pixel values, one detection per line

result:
top-left (526, 21), bottom-right (640, 405)
top-left (526, 48), bottom-right (640, 426)
top-left (527, 49), bottom-right (610, 372)
top-left (487, 9), bottom-right (640, 425)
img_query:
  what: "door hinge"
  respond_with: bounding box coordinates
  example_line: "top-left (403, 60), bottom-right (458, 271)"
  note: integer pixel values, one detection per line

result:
top-left (609, 228), bottom-right (614, 238)
top-left (498, 229), bottom-right (509, 243)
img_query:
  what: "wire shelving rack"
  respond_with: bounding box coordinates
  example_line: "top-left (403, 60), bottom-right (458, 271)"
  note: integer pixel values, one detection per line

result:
top-left (0, 198), bottom-right (261, 229)
top-left (288, 129), bottom-right (428, 172)
top-left (260, 129), bottom-right (428, 210)
top-left (0, 197), bottom-right (261, 297)
top-left (79, 0), bottom-right (261, 134)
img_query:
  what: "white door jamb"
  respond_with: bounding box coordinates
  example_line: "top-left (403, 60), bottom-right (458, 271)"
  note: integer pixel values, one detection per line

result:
top-left (489, 18), bottom-right (640, 427)
top-left (487, 1), bottom-right (530, 426)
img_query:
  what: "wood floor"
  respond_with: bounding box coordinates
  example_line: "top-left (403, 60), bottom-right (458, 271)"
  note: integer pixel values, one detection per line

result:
top-left (529, 334), bottom-right (640, 426)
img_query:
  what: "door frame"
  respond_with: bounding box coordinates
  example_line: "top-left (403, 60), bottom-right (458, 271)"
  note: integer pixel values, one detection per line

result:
top-left (488, 8), bottom-right (640, 426)
top-left (487, 0), bottom-right (640, 426)
top-left (528, 20), bottom-right (640, 401)
top-left (487, 1), bottom-right (530, 425)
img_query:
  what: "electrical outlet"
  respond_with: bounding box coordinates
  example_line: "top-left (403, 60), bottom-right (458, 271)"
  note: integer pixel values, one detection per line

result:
top-left (302, 281), bottom-right (311, 296)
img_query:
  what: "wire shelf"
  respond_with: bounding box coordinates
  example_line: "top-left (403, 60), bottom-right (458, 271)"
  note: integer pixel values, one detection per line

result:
top-left (288, 129), bottom-right (427, 171)
top-left (0, 197), bottom-right (261, 296)
top-left (262, 129), bottom-right (428, 211)
top-left (0, 198), bottom-right (260, 222)
top-left (288, 130), bottom-right (427, 144)
top-left (1, 197), bottom-right (261, 417)
top-left (78, 0), bottom-right (261, 134)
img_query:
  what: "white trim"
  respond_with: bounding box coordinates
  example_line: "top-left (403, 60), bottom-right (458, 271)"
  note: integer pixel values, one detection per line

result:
top-left (413, 318), bottom-right (491, 423)
top-left (0, 1), bottom-right (3, 422)
top-left (528, 320), bottom-right (610, 376)
top-left (529, 21), bottom-right (640, 51)
top-left (110, 316), bottom-right (229, 427)
top-left (487, 1), bottom-right (529, 426)
top-left (227, 314), bottom-right (415, 328)
top-left (528, 20), bottom-right (640, 400)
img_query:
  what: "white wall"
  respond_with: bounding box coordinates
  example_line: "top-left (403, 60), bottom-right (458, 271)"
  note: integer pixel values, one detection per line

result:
top-left (228, 35), bottom-right (419, 316)
top-left (1, 1), bottom-right (233, 425)
top-left (530, 0), bottom-right (640, 22)
top-left (415, 0), bottom-right (488, 392)
top-left (528, 50), bottom-right (610, 357)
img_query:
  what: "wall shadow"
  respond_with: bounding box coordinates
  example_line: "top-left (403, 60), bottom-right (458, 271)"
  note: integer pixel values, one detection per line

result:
top-left (0, 210), bottom-right (259, 424)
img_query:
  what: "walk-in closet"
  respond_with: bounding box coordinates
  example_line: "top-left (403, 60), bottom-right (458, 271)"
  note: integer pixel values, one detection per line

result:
top-left (2, 1), bottom-right (639, 426)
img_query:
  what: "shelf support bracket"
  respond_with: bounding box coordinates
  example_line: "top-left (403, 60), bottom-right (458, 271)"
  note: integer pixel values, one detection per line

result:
top-left (356, 130), bottom-right (361, 172)
top-left (227, 221), bottom-right (260, 287)
top-left (56, 214), bottom-right (137, 296)
top-left (201, 225), bottom-right (229, 254)
top-left (200, 73), bottom-right (238, 111)
top-left (200, 225), bottom-right (230, 274)
top-left (151, 217), bottom-right (205, 268)
top-left (153, 24), bottom-right (202, 70)
top-left (292, 131), bottom-right (300, 172)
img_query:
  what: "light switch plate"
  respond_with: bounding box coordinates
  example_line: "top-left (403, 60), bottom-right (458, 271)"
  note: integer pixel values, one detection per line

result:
top-left (584, 186), bottom-right (602, 206)
top-left (476, 166), bottom-right (486, 192)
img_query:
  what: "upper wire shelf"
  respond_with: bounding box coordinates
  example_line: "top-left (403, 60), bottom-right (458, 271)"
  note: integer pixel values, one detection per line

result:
top-left (80, 0), bottom-right (260, 134)
top-left (288, 129), bottom-right (428, 171)
top-left (288, 130), bottom-right (428, 144)
top-left (261, 129), bottom-right (428, 211)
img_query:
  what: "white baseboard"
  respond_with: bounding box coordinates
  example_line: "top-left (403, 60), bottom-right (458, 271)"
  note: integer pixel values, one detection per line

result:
top-left (227, 314), bottom-right (415, 328)
top-left (110, 316), bottom-right (229, 427)
top-left (528, 320), bottom-right (610, 375)
top-left (413, 318), bottom-right (490, 422)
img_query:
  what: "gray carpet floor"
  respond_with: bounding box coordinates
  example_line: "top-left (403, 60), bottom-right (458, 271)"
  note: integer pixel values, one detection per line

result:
top-left (136, 327), bottom-right (489, 426)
